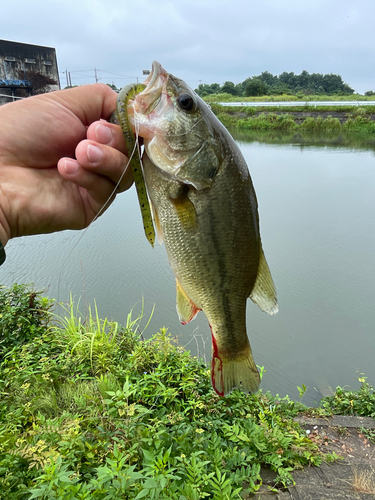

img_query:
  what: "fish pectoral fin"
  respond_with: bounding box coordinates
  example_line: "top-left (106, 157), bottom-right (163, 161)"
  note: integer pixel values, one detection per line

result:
top-left (250, 245), bottom-right (278, 315)
top-left (176, 278), bottom-right (200, 325)
top-left (170, 185), bottom-right (197, 230)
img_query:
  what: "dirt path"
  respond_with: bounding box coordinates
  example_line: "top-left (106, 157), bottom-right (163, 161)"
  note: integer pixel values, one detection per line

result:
top-left (245, 415), bottom-right (375, 499)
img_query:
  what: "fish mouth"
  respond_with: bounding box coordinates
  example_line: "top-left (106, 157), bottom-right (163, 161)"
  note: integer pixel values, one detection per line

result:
top-left (143, 61), bottom-right (164, 87)
top-left (135, 61), bottom-right (169, 115)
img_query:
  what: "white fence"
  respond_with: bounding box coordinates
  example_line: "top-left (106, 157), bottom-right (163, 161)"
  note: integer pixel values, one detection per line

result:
top-left (0, 93), bottom-right (25, 104)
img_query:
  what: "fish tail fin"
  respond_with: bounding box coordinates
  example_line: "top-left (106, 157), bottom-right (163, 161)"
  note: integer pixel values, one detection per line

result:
top-left (210, 331), bottom-right (260, 396)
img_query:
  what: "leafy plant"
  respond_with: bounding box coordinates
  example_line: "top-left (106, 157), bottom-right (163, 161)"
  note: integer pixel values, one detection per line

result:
top-left (0, 285), bottom-right (336, 499)
top-left (360, 427), bottom-right (375, 445)
top-left (320, 373), bottom-right (375, 418)
top-left (0, 284), bottom-right (53, 360)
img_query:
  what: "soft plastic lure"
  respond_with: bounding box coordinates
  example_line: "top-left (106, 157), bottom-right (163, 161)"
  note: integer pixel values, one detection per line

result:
top-left (115, 83), bottom-right (155, 247)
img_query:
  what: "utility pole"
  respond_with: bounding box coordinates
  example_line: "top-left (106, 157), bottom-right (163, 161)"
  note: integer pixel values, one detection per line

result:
top-left (94, 68), bottom-right (99, 83)
top-left (65, 69), bottom-right (69, 87)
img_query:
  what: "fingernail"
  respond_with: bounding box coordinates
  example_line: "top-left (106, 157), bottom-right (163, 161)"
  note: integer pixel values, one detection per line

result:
top-left (87, 144), bottom-right (103, 164)
top-left (95, 123), bottom-right (113, 144)
top-left (63, 159), bottom-right (79, 174)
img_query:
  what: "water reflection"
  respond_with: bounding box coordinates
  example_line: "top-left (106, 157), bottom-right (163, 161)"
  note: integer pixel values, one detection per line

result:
top-left (231, 129), bottom-right (375, 153)
top-left (1, 131), bottom-right (374, 405)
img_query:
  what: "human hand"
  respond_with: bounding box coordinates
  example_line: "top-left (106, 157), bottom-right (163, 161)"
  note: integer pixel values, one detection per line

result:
top-left (0, 84), bottom-right (132, 247)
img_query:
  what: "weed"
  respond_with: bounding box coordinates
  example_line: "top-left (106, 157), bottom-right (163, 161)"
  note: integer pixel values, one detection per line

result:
top-left (0, 283), bottom-right (53, 361)
top-left (321, 373), bottom-right (375, 418)
top-left (336, 426), bottom-right (348, 437)
top-left (203, 93), bottom-right (375, 103)
top-left (360, 427), bottom-right (375, 445)
top-left (300, 116), bottom-right (341, 132)
top-left (0, 286), bottom-right (336, 499)
top-left (236, 113), bottom-right (298, 132)
top-left (297, 384), bottom-right (307, 401)
top-left (211, 104), bottom-right (375, 134)
top-left (352, 467), bottom-right (375, 494)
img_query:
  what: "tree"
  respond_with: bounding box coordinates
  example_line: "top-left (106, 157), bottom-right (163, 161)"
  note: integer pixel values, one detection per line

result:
top-left (221, 81), bottom-right (238, 96)
top-left (106, 83), bottom-right (119, 91)
top-left (17, 69), bottom-right (58, 95)
top-left (195, 82), bottom-right (221, 96)
top-left (234, 82), bottom-right (245, 96)
top-left (245, 78), bottom-right (269, 96)
top-left (258, 71), bottom-right (278, 87)
top-left (196, 70), bottom-right (355, 98)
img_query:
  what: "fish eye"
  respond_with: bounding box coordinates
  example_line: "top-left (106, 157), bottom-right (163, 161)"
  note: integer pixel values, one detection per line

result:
top-left (177, 93), bottom-right (194, 111)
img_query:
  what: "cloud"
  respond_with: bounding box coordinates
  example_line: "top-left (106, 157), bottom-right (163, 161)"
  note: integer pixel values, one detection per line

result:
top-left (1, 0), bottom-right (374, 93)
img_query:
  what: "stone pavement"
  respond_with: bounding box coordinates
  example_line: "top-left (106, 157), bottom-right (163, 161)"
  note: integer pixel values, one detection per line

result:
top-left (247, 415), bottom-right (375, 499)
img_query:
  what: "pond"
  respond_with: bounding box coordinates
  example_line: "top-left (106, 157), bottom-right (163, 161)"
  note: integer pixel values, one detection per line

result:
top-left (2, 130), bottom-right (375, 405)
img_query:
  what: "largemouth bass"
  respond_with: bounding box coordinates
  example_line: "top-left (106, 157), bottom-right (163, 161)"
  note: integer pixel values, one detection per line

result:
top-left (124, 61), bottom-right (278, 396)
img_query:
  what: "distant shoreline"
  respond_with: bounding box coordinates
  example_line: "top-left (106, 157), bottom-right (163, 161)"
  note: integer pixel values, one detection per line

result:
top-left (224, 109), bottom-right (375, 124)
top-left (210, 104), bottom-right (375, 133)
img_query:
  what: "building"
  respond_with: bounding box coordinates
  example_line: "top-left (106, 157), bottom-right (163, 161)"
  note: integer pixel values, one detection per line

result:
top-left (0, 39), bottom-right (60, 104)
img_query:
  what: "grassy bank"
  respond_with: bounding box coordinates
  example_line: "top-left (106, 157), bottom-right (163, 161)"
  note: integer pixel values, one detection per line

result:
top-left (210, 104), bottom-right (375, 134)
top-left (203, 93), bottom-right (375, 103)
top-left (1, 285), bottom-right (374, 499)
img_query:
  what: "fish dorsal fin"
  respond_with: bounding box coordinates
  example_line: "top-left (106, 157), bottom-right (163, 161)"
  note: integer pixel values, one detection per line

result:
top-left (176, 278), bottom-right (201, 325)
top-left (250, 245), bottom-right (278, 315)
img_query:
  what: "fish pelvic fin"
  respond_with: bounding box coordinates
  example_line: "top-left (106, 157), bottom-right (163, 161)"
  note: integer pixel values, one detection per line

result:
top-left (210, 329), bottom-right (260, 396)
top-left (176, 279), bottom-right (200, 325)
top-left (250, 244), bottom-right (278, 315)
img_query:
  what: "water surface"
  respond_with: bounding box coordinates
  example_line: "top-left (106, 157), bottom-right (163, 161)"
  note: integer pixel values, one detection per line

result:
top-left (2, 131), bottom-right (374, 405)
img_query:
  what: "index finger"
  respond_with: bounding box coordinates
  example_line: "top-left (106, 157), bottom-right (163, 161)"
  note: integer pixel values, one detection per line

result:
top-left (43, 83), bottom-right (118, 124)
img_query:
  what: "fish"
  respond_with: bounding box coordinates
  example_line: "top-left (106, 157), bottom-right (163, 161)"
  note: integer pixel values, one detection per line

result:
top-left (124, 61), bottom-right (278, 396)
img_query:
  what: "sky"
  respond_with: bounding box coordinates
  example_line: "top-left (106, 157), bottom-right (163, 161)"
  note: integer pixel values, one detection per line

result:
top-left (1, 0), bottom-right (374, 94)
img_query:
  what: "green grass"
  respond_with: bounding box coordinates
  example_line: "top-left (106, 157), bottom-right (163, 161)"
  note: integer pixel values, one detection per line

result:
top-left (2, 285), bottom-right (374, 499)
top-left (0, 284), bottom-right (333, 499)
top-left (320, 373), bottom-right (375, 418)
top-left (210, 105), bottom-right (375, 134)
top-left (203, 93), bottom-right (375, 103)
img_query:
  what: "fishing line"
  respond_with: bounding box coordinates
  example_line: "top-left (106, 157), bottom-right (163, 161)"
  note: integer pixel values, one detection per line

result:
top-left (56, 124), bottom-right (142, 305)
top-left (56, 90), bottom-right (208, 308)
